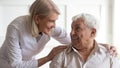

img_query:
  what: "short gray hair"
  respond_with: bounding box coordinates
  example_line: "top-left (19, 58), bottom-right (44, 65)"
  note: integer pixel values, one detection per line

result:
top-left (72, 13), bottom-right (99, 33)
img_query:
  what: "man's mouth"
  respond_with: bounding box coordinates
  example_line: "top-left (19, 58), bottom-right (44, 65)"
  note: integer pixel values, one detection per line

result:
top-left (71, 35), bottom-right (78, 40)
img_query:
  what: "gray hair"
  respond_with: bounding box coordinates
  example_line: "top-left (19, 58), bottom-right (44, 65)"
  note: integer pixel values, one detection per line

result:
top-left (72, 13), bottom-right (99, 33)
top-left (29, 0), bottom-right (60, 37)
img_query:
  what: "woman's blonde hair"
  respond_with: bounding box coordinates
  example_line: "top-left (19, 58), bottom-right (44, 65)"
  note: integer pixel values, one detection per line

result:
top-left (29, 0), bottom-right (60, 37)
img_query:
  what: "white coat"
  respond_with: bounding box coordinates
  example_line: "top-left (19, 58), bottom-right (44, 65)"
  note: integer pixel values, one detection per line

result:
top-left (0, 15), bottom-right (71, 68)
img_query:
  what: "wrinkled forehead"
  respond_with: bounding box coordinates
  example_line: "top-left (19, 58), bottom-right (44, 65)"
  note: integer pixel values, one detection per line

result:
top-left (71, 18), bottom-right (85, 26)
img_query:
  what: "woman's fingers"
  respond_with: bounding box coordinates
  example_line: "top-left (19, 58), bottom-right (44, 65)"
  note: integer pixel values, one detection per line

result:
top-left (47, 45), bottom-right (67, 60)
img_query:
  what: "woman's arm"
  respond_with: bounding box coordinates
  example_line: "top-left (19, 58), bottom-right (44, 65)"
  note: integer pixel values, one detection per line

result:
top-left (51, 26), bottom-right (71, 44)
top-left (38, 46), bottom-right (67, 67)
top-left (38, 56), bottom-right (49, 67)
top-left (6, 25), bottom-right (38, 68)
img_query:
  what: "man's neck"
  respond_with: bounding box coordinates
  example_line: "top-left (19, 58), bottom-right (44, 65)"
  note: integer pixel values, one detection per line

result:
top-left (78, 41), bottom-right (95, 62)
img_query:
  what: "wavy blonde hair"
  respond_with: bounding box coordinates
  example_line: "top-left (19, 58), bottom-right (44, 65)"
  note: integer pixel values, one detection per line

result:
top-left (29, 0), bottom-right (60, 37)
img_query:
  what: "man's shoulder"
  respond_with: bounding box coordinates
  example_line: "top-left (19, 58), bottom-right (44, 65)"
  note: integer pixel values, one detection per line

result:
top-left (97, 44), bottom-right (119, 60)
top-left (98, 44), bottom-right (107, 51)
top-left (54, 45), bottom-right (71, 59)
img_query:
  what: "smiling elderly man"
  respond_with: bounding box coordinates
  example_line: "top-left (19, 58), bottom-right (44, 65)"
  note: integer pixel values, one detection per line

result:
top-left (50, 13), bottom-right (120, 68)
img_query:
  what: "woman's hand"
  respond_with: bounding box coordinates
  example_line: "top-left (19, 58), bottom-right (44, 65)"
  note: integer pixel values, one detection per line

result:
top-left (100, 43), bottom-right (117, 57)
top-left (46, 45), bottom-right (67, 61)
top-left (38, 45), bottom-right (67, 67)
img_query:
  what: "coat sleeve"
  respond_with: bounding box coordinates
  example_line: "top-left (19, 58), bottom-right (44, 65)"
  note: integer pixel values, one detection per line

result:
top-left (5, 25), bottom-right (38, 68)
top-left (51, 26), bottom-right (71, 44)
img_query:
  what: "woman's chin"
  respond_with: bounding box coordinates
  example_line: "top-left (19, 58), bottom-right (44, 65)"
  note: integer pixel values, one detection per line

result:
top-left (44, 31), bottom-right (51, 36)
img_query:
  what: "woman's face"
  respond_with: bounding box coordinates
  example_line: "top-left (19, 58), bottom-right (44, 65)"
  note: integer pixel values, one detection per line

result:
top-left (35, 11), bottom-right (59, 35)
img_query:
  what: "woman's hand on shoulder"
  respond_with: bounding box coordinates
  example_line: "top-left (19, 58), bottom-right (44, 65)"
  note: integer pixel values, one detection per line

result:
top-left (100, 43), bottom-right (117, 57)
top-left (46, 45), bottom-right (67, 61)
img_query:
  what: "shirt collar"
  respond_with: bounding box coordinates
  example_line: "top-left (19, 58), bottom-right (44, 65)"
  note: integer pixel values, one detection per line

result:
top-left (66, 40), bottom-right (99, 55)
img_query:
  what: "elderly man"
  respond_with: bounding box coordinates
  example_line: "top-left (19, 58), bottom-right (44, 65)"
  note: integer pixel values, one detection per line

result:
top-left (50, 13), bottom-right (120, 68)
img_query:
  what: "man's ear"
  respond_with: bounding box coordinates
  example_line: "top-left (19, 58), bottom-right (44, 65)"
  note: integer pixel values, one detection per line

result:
top-left (33, 15), bottom-right (39, 24)
top-left (91, 28), bottom-right (96, 37)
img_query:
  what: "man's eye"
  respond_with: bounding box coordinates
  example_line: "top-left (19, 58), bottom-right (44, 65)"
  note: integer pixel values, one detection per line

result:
top-left (75, 27), bottom-right (81, 31)
top-left (49, 20), bottom-right (55, 23)
top-left (75, 28), bottom-right (80, 31)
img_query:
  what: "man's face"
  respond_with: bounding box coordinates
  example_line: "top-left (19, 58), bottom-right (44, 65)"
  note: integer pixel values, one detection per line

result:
top-left (35, 11), bottom-right (59, 35)
top-left (70, 18), bottom-right (93, 50)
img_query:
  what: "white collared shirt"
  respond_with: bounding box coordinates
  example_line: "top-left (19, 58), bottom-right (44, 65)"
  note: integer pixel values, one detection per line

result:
top-left (50, 41), bottom-right (120, 68)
